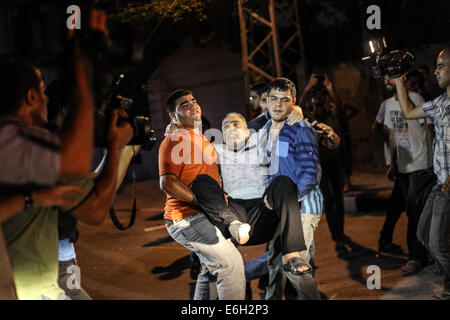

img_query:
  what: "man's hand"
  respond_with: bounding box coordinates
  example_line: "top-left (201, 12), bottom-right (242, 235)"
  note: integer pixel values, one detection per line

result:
top-left (386, 164), bottom-right (397, 181)
top-left (442, 175), bottom-right (450, 193)
top-left (394, 74), bottom-right (407, 88)
top-left (311, 121), bottom-right (340, 149)
top-left (313, 122), bottom-right (333, 138)
top-left (287, 105), bottom-right (304, 125)
top-left (108, 109), bottom-right (134, 150)
top-left (305, 73), bottom-right (320, 90)
top-left (34, 185), bottom-right (87, 208)
top-left (323, 73), bottom-right (333, 92)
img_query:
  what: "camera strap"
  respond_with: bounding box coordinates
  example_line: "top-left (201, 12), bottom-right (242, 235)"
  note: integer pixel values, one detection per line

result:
top-left (109, 146), bottom-right (137, 231)
top-left (109, 199), bottom-right (136, 231)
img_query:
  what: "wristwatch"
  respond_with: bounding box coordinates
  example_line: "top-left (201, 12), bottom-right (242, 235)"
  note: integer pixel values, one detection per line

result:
top-left (23, 189), bottom-right (33, 209)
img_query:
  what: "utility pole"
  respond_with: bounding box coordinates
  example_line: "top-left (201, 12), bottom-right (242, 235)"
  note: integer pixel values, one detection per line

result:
top-left (237, 0), bottom-right (305, 105)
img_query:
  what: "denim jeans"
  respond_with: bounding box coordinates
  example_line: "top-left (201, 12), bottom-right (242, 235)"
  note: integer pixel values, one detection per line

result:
top-left (321, 169), bottom-right (345, 242)
top-left (379, 177), bottom-right (405, 245)
top-left (165, 213), bottom-right (245, 300)
top-left (299, 213), bottom-right (322, 269)
top-left (397, 170), bottom-right (429, 263)
top-left (58, 259), bottom-right (92, 300)
top-left (417, 184), bottom-right (450, 290)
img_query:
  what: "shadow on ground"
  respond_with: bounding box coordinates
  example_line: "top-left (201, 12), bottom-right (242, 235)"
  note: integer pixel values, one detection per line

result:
top-left (339, 240), bottom-right (407, 292)
top-left (152, 254), bottom-right (191, 280)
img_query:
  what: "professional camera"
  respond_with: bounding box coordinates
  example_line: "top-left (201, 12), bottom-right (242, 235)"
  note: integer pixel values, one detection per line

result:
top-left (94, 74), bottom-right (156, 150)
top-left (45, 73), bottom-right (156, 150)
top-left (362, 37), bottom-right (415, 79)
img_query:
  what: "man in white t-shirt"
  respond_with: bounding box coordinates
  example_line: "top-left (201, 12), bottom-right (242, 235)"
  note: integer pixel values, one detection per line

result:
top-left (373, 102), bottom-right (405, 255)
top-left (383, 78), bottom-right (434, 276)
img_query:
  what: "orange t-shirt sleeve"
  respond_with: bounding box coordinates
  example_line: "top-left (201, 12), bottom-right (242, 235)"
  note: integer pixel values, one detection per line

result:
top-left (159, 133), bottom-right (183, 177)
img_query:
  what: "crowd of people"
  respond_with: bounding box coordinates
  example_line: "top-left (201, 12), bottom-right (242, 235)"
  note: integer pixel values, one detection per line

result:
top-left (0, 45), bottom-right (449, 301)
top-left (159, 49), bottom-right (450, 300)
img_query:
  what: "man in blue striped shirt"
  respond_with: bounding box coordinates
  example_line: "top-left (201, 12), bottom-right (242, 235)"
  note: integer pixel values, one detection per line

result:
top-left (260, 77), bottom-right (324, 299)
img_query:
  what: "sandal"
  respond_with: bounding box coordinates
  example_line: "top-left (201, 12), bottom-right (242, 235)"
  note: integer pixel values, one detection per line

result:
top-left (283, 257), bottom-right (311, 275)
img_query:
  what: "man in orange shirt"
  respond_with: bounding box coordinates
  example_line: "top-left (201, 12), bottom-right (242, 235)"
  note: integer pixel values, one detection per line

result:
top-left (159, 89), bottom-right (246, 300)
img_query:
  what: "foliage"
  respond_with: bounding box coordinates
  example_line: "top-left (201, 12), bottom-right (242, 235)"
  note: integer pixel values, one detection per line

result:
top-left (109, 0), bottom-right (210, 32)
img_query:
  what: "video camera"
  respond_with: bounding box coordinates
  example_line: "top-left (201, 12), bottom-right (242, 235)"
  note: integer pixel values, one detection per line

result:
top-left (362, 37), bottom-right (415, 79)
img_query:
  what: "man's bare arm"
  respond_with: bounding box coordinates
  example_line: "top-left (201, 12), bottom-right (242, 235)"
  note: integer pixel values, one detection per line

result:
top-left (58, 57), bottom-right (95, 178)
top-left (70, 109), bottom-right (134, 226)
top-left (160, 174), bottom-right (198, 204)
top-left (0, 185), bottom-right (86, 223)
top-left (394, 77), bottom-right (427, 119)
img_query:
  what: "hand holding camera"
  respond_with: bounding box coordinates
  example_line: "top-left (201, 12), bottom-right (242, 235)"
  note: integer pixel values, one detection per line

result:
top-left (107, 109), bottom-right (134, 150)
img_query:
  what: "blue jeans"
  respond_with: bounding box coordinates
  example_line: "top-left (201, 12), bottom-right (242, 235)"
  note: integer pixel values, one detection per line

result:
top-left (165, 213), bottom-right (245, 300)
top-left (417, 184), bottom-right (450, 290)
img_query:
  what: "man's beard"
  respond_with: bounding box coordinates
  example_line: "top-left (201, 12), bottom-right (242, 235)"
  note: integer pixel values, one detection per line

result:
top-left (385, 85), bottom-right (395, 94)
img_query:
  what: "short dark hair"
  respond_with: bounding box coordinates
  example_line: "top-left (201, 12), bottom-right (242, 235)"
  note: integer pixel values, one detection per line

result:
top-left (268, 77), bottom-right (296, 100)
top-left (257, 85), bottom-right (269, 96)
top-left (165, 89), bottom-right (192, 114)
top-left (406, 70), bottom-right (425, 87)
top-left (0, 60), bottom-right (41, 116)
top-left (418, 64), bottom-right (429, 73)
top-left (250, 82), bottom-right (267, 93)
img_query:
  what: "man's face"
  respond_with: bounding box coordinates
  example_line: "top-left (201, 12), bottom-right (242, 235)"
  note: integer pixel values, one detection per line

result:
top-left (171, 94), bottom-right (202, 128)
top-left (260, 91), bottom-right (269, 112)
top-left (435, 52), bottom-right (450, 89)
top-left (249, 90), bottom-right (260, 111)
top-left (384, 78), bottom-right (396, 94)
top-left (222, 115), bottom-right (249, 151)
top-left (268, 88), bottom-right (294, 122)
top-left (30, 69), bottom-right (48, 127)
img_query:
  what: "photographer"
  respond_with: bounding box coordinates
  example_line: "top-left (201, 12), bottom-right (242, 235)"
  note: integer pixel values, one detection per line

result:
top-left (1, 107), bottom-right (133, 300)
top-left (0, 57), bottom-right (94, 299)
top-left (0, 58), bottom-right (95, 185)
top-left (394, 49), bottom-right (450, 300)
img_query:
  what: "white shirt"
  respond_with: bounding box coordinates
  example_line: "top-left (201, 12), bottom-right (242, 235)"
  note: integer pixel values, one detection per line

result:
top-left (214, 133), bottom-right (269, 199)
top-left (384, 92), bottom-right (429, 173)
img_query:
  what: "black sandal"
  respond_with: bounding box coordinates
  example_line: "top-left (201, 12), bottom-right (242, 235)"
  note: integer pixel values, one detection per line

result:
top-left (283, 257), bottom-right (312, 275)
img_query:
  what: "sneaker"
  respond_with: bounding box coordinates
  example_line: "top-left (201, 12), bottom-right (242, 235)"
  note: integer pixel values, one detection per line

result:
top-left (432, 290), bottom-right (450, 300)
top-left (379, 242), bottom-right (405, 255)
top-left (335, 242), bottom-right (349, 259)
top-left (401, 260), bottom-right (422, 277)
